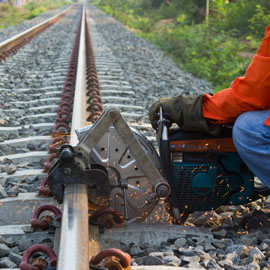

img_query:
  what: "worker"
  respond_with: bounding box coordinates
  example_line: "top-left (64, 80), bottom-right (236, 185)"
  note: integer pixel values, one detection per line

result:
top-left (149, 25), bottom-right (270, 187)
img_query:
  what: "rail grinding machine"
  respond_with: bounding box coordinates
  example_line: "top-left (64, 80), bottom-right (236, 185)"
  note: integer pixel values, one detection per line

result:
top-left (48, 106), bottom-right (270, 224)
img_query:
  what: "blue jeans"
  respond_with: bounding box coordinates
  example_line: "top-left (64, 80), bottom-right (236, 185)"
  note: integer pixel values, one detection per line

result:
top-left (233, 110), bottom-right (270, 187)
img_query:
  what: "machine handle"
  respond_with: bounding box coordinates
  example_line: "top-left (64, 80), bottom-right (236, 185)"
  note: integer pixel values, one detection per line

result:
top-left (157, 107), bottom-right (172, 183)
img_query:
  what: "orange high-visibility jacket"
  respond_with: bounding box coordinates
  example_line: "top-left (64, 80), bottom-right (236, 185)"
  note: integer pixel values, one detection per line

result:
top-left (202, 25), bottom-right (270, 127)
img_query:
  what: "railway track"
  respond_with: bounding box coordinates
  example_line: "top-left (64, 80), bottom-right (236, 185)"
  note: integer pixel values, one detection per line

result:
top-left (0, 3), bottom-right (210, 270)
top-left (1, 2), bottom-right (270, 270)
top-left (0, 2), bottom-right (212, 269)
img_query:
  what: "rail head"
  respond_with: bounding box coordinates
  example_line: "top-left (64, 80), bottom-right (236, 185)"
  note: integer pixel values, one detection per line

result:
top-left (56, 5), bottom-right (91, 270)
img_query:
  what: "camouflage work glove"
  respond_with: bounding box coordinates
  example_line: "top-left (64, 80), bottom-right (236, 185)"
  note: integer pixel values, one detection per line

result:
top-left (149, 94), bottom-right (223, 135)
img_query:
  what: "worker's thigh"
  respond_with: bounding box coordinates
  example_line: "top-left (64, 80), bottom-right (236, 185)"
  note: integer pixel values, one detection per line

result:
top-left (233, 110), bottom-right (270, 187)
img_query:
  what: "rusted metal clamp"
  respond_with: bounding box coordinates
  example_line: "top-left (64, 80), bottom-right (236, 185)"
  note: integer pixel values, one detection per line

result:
top-left (90, 248), bottom-right (131, 270)
top-left (44, 153), bottom-right (58, 172)
top-left (37, 177), bottom-right (53, 196)
top-left (19, 244), bottom-right (57, 270)
top-left (52, 123), bottom-right (71, 136)
top-left (89, 207), bottom-right (124, 230)
top-left (56, 110), bottom-right (72, 123)
top-left (31, 204), bottom-right (62, 230)
top-left (49, 137), bottom-right (69, 153)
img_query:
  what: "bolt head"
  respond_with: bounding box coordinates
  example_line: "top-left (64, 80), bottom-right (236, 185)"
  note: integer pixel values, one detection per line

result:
top-left (108, 107), bottom-right (120, 120)
top-left (156, 183), bottom-right (170, 198)
top-left (60, 146), bottom-right (74, 161)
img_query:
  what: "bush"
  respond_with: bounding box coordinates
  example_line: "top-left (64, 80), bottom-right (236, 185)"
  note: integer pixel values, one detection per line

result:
top-left (134, 17), bottom-right (154, 32)
top-left (162, 24), bottom-right (250, 89)
top-left (249, 5), bottom-right (270, 38)
top-left (93, 0), bottom-right (262, 91)
top-left (0, 0), bottom-right (66, 29)
top-left (216, 0), bottom-right (270, 38)
top-left (0, 4), bottom-right (25, 28)
top-left (27, 7), bottom-right (47, 20)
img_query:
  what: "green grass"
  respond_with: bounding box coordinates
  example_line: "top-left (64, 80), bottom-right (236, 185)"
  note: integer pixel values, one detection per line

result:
top-left (92, 0), bottom-right (260, 92)
top-left (0, 0), bottom-right (69, 30)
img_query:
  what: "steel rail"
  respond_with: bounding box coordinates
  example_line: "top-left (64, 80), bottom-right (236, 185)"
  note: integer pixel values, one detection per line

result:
top-left (56, 5), bottom-right (91, 270)
top-left (0, 4), bottom-right (75, 55)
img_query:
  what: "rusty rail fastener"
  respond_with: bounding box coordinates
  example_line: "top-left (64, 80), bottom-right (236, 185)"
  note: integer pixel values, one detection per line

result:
top-left (31, 204), bottom-right (62, 230)
top-left (44, 153), bottom-right (58, 172)
top-left (37, 177), bottom-right (53, 196)
top-left (90, 207), bottom-right (124, 229)
top-left (49, 137), bottom-right (69, 153)
top-left (19, 244), bottom-right (57, 270)
top-left (90, 248), bottom-right (131, 270)
top-left (52, 122), bottom-right (71, 136)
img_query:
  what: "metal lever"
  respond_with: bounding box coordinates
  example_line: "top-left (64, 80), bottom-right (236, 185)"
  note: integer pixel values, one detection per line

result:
top-left (157, 107), bottom-right (172, 183)
top-left (121, 180), bottom-right (129, 221)
top-left (140, 192), bottom-right (158, 208)
top-left (111, 179), bottom-right (129, 220)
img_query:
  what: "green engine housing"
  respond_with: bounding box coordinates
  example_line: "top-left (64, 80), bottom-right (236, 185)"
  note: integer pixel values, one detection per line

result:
top-left (161, 128), bottom-right (270, 215)
top-left (171, 153), bottom-right (254, 212)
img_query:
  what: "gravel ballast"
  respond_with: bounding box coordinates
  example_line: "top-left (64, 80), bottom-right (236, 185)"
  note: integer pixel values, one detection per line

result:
top-left (0, 6), bottom-right (82, 195)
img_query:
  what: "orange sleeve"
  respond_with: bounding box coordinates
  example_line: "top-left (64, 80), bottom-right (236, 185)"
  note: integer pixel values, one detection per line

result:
top-left (202, 25), bottom-right (270, 126)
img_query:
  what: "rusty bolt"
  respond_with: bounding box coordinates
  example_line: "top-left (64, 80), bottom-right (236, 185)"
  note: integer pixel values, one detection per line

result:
top-left (40, 215), bottom-right (54, 225)
top-left (31, 257), bottom-right (47, 269)
top-left (155, 182), bottom-right (171, 198)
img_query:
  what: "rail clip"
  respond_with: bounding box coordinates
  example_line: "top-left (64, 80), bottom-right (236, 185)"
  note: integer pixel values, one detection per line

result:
top-left (19, 244), bottom-right (57, 270)
top-left (31, 204), bottom-right (62, 230)
top-left (90, 248), bottom-right (131, 270)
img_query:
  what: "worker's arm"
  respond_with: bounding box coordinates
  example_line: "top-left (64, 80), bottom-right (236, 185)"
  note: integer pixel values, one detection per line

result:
top-left (202, 25), bottom-right (270, 126)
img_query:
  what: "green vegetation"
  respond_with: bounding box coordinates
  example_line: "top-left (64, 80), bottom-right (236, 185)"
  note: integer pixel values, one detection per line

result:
top-left (0, 0), bottom-right (68, 30)
top-left (92, 0), bottom-right (270, 92)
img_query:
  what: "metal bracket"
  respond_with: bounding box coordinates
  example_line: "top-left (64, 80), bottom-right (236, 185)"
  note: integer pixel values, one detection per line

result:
top-left (76, 106), bottom-right (169, 197)
top-left (47, 144), bottom-right (110, 204)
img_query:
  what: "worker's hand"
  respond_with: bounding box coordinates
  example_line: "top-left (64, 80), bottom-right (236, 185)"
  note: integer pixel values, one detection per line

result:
top-left (149, 94), bottom-right (223, 135)
top-left (149, 96), bottom-right (181, 129)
